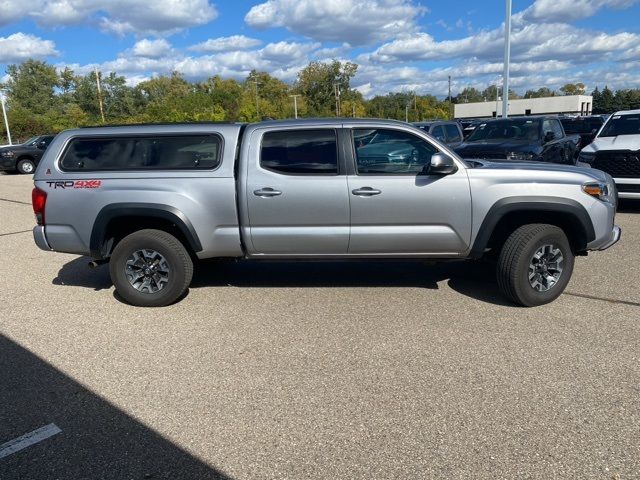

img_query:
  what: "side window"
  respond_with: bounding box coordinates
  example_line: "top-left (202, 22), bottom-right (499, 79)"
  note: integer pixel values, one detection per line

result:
top-left (353, 128), bottom-right (438, 175)
top-left (260, 129), bottom-right (338, 175)
top-left (552, 120), bottom-right (564, 138)
top-left (431, 125), bottom-right (446, 142)
top-left (444, 124), bottom-right (462, 143)
top-left (60, 135), bottom-right (221, 171)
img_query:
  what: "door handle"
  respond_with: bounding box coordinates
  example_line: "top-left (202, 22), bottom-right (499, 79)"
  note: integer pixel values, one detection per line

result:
top-left (352, 187), bottom-right (381, 196)
top-left (253, 187), bottom-right (282, 197)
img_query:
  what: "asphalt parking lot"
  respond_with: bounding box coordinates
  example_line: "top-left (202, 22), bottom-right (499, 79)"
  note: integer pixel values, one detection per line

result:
top-left (1, 172), bottom-right (639, 479)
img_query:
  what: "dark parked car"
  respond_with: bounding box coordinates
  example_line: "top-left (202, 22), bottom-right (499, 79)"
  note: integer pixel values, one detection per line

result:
top-left (0, 135), bottom-right (55, 174)
top-left (454, 117), bottom-right (579, 164)
top-left (459, 119), bottom-right (483, 138)
top-left (560, 115), bottom-right (606, 151)
top-left (412, 121), bottom-right (464, 148)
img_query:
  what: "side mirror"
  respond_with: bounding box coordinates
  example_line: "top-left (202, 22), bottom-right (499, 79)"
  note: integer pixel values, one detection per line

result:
top-left (544, 131), bottom-right (556, 143)
top-left (425, 153), bottom-right (458, 175)
top-left (37, 141), bottom-right (47, 149)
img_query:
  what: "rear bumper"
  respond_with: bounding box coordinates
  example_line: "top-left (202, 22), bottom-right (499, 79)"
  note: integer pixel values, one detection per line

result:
top-left (596, 225), bottom-right (621, 251)
top-left (33, 225), bottom-right (52, 251)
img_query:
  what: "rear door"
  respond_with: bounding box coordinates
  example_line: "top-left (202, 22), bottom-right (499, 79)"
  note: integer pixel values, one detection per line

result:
top-left (244, 127), bottom-right (350, 255)
top-left (346, 126), bottom-right (472, 255)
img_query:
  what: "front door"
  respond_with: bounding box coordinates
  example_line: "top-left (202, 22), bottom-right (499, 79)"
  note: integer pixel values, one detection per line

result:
top-left (347, 127), bottom-right (472, 255)
top-left (245, 128), bottom-right (350, 255)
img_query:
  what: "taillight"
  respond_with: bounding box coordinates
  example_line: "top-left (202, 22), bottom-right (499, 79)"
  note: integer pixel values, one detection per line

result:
top-left (32, 187), bottom-right (47, 225)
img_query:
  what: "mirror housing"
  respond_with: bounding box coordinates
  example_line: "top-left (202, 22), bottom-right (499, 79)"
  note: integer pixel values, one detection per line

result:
top-left (544, 131), bottom-right (556, 143)
top-left (425, 153), bottom-right (458, 175)
top-left (37, 141), bottom-right (47, 149)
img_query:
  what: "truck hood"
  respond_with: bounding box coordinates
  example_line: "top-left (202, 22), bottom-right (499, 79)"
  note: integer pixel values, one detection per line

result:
top-left (467, 158), bottom-right (610, 182)
top-left (582, 134), bottom-right (640, 153)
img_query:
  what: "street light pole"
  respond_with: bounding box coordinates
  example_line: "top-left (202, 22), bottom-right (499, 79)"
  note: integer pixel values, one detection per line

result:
top-left (290, 94), bottom-right (300, 119)
top-left (0, 91), bottom-right (12, 145)
top-left (502, 0), bottom-right (512, 118)
top-left (334, 82), bottom-right (341, 117)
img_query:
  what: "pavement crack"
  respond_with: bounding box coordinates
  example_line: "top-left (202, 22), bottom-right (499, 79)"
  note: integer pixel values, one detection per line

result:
top-left (0, 197), bottom-right (31, 206)
top-left (565, 291), bottom-right (640, 307)
top-left (0, 229), bottom-right (32, 237)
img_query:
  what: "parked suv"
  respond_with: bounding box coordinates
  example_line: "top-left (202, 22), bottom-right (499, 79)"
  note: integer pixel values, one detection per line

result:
top-left (560, 115), bottom-right (606, 151)
top-left (32, 120), bottom-right (620, 307)
top-left (0, 135), bottom-right (55, 174)
top-left (412, 121), bottom-right (464, 148)
top-left (577, 110), bottom-right (640, 199)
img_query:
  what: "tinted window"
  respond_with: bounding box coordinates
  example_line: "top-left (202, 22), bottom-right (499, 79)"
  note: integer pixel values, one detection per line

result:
top-left (551, 120), bottom-right (564, 138)
top-left (467, 119), bottom-right (540, 141)
top-left (261, 129), bottom-right (338, 175)
top-left (431, 125), bottom-right (446, 141)
top-left (353, 128), bottom-right (438, 175)
top-left (599, 115), bottom-right (640, 137)
top-left (60, 135), bottom-right (221, 171)
top-left (444, 124), bottom-right (462, 142)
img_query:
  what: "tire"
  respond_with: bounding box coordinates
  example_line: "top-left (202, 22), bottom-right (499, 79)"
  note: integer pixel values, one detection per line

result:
top-left (497, 224), bottom-right (574, 307)
top-left (17, 158), bottom-right (36, 175)
top-left (109, 229), bottom-right (193, 307)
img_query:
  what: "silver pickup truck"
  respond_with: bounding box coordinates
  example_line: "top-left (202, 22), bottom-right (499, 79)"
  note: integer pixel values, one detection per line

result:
top-left (32, 119), bottom-right (620, 307)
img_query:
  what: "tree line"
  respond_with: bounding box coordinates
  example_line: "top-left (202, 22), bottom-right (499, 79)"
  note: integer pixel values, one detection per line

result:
top-left (2, 59), bottom-right (639, 143)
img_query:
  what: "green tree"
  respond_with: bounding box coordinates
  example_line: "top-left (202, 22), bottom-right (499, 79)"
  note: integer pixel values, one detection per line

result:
top-left (455, 87), bottom-right (483, 103)
top-left (294, 60), bottom-right (358, 116)
top-left (5, 60), bottom-right (59, 114)
top-left (559, 83), bottom-right (586, 96)
top-left (524, 87), bottom-right (556, 98)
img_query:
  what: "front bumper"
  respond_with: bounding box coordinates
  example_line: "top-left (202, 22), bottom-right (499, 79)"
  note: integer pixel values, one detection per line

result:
top-left (597, 225), bottom-right (621, 251)
top-left (33, 225), bottom-right (52, 251)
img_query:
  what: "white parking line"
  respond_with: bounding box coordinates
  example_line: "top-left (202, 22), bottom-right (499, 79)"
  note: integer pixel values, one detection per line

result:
top-left (0, 423), bottom-right (61, 459)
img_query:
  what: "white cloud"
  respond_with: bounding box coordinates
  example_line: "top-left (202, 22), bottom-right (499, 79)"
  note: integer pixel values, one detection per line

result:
top-left (521, 0), bottom-right (639, 23)
top-left (131, 38), bottom-right (172, 58)
top-left (245, 0), bottom-right (426, 45)
top-left (0, 32), bottom-right (58, 63)
top-left (0, 0), bottom-right (218, 35)
top-left (188, 35), bottom-right (262, 53)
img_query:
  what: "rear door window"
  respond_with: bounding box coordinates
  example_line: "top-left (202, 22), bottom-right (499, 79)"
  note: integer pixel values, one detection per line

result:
top-left (60, 135), bottom-right (222, 171)
top-left (444, 124), bottom-right (462, 143)
top-left (260, 129), bottom-right (338, 175)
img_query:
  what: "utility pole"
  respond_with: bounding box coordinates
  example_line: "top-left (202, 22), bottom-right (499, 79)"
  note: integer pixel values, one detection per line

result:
top-left (290, 94), bottom-right (300, 119)
top-left (94, 67), bottom-right (106, 123)
top-left (0, 91), bottom-right (12, 145)
top-left (502, 0), bottom-right (512, 118)
top-left (448, 75), bottom-right (452, 119)
top-left (495, 79), bottom-right (501, 118)
top-left (405, 103), bottom-right (409, 123)
top-left (252, 79), bottom-right (260, 119)
top-left (334, 82), bottom-right (341, 117)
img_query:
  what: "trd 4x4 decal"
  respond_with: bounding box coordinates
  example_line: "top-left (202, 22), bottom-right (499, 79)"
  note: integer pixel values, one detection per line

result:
top-left (46, 180), bottom-right (102, 189)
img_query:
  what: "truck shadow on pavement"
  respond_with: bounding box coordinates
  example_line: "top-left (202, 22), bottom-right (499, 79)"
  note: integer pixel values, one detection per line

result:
top-left (193, 259), bottom-right (514, 306)
top-left (52, 256), bottom-right (513, 307)
top-left (0, 334), bottom-right (231, 480)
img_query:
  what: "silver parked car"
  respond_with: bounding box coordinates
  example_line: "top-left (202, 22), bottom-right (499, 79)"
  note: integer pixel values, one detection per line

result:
top-left (32, 119), bottom-right (620, 307)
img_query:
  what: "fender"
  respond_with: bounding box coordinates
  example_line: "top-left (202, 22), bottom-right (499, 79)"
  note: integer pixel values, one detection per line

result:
top-left (470, 196), bottom-right (596, 257)
top-left (90, 203), bottom-right (203, 259)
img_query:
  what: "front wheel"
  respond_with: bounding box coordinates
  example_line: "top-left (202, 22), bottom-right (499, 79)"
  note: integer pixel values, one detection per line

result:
top-left (497, 224), bottom-right (574, 307)
top-left (17, 158), bottom-right (36, 174)
top-left (109, 229), bottom-right (193, 307)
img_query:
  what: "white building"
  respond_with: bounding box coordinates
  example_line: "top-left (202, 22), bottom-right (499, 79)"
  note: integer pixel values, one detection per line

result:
top-left (454, 95), bottom-right (593, 119)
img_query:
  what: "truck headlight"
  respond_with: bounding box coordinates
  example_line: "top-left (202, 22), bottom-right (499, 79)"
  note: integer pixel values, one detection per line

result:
top-left (0, 150), bottom-right (14, 157)
top-left (506, 152), bottom-right (534, 161)
top-left (582, 181), bottom-right (615, 204)
top-left (577, 151), bottom-right (596, 164)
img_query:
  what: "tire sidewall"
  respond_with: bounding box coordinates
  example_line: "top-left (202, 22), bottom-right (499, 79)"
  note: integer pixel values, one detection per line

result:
top-left (17, 159), bottom-right (35, 174)
top-left (514, 229), bottom-right (574, 306)
top-left (110, 233), bottom-right (188, 307)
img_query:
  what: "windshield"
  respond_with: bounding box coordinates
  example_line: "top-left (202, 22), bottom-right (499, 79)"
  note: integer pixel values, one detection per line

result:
top-left (599, 114), bottom-right (640, 137)
top-left (466, 120), bottom-right (540, 142)
top-left (561, 118), bottom-right (603, 134)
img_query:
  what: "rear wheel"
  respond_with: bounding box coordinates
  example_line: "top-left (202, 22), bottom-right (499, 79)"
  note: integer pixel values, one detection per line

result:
top-left (497, 224), bottom-right (574, 307)
top-left (109, 229), bottom-right (193, 307)
top-left (17, 158), bottom-right (35, 174)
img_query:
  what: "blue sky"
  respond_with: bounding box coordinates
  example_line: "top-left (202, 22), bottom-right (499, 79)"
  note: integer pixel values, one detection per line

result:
top-left (1, 0), bottom-right (639, 97)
